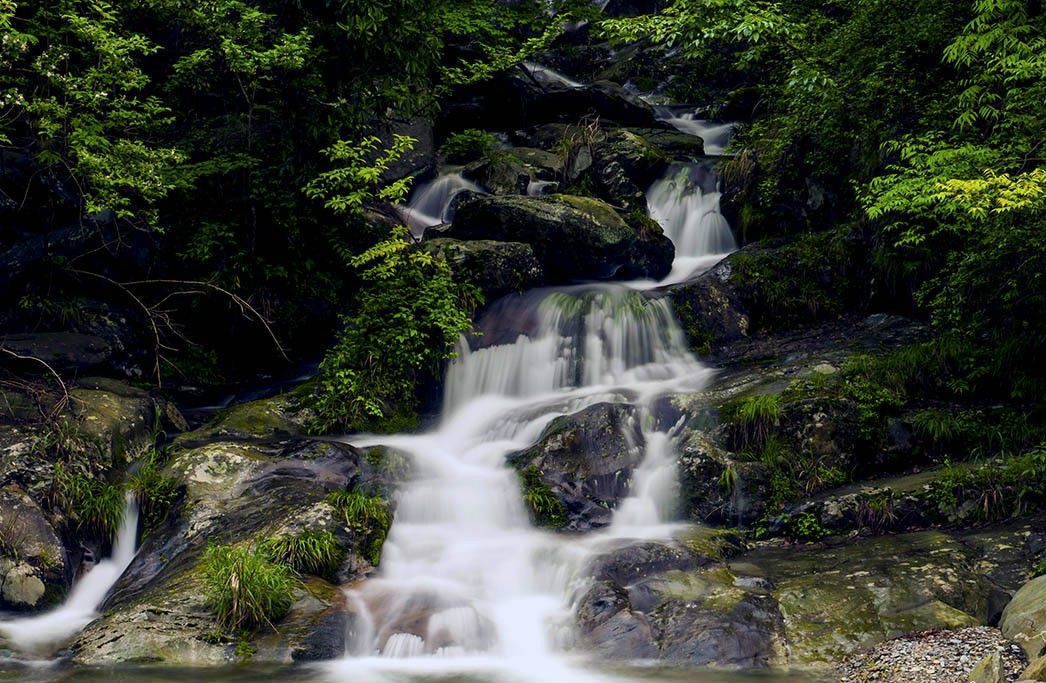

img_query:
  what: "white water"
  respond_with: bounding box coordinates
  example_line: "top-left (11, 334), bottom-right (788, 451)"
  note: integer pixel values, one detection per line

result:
top-left (654, 107), bottom-right (735, 156)
top-left (645, 163), bottom-right (738, 287)
top-left (326, 64), bottom-right (741, 683)
top-left (0, 494), bottom-right (139, 652)
top-left (399, 174), bottom-right (484, 239)
top-left (522, 62), bottom-right (583, 89)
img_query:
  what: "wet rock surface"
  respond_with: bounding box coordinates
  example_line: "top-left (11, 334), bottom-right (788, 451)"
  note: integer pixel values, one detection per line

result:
top-left (448, 194), bottom-right (673, 282)
top-left (508, 402), bottom-right (644, 531)
top-left (423, 238), bottom-right (544, 299)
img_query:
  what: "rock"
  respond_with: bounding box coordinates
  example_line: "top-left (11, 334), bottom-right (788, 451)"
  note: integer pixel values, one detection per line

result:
top-left (1002, 575), bottom-right (1046, 660)
top-left (676, 430), bottom-right (769, 526)
top-left (508, 402), bottom-right (644, 531)
top-left (176, 384), bottom-right (314, 444)
top-left (71, 434), bottom-right (402, 664)
top-left (380, 118), bottom-right (435, 182)
top-left (1023, 655), bottom-right (1046, 681)
top-left (625, 127), bottom-right (706, 159)
top-left (423, 239), bottom-right (544, 299)
top-left (599, 0), bottom-right (668, 17)
top-left (667, 257), bottom-right (750, 353)
top-left (970, 650), bottom-right (1008, 683)
top-left (461, 149), bottom-right (561, 196)
top-left (448, 194), bottom-right (673, 282)
top-left (1, 332), bottom-right (117, 374)
top-left (0, 486), bottom-right (66, 610)
top-left (440, 72), bottom-right (666, 133)
top-left (580, 528), bottom-right (998, 669)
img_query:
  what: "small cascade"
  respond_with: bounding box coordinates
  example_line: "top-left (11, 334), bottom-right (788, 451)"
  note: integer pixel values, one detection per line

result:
top-left (646, 163), bottom-right (738, 286)
top-left (521, 62), bottom-right (583, 89)
top-left (0, 493), bottom-right (139, 652)
top-left (653, 106), bottom-right (735, 155)
top-left (327, 286), bottom-right (713, 681)
top-left (399, 173), bottom-right (484, 238)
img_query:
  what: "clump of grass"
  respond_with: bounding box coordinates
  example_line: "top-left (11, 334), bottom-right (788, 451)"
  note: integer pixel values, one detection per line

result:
top-left (326, 490), bottom-right (391, 565)
top-left (126, 449), bottom-right (180, 533)
top-left (262, 529), bottom-right (343, 579)
top-left (517, 466), bottom-right (566, 529)
top-left (202, 542), bottom-right (296, 632)
top-left (723, 393), bottom-right (781, 449)
top-left (51, 463), bottom-right (125, 540)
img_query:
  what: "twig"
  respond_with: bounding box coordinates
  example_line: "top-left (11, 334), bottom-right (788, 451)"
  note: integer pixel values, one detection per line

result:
top-left (0, 346), bottom-right (71, 418)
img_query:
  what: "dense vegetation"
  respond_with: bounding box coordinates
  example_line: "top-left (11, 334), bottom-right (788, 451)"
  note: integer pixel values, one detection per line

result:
top-left (2, 0), bottom-right (1044, 441)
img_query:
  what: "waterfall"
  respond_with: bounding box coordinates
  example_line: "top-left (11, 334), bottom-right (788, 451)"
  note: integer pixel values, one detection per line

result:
top-left (0, 493), bottom-right (139, 652)
top-left (653, 106), bottom-right (735, 156)
top-left (325, 287), bottom-right (712, 682)
top-left (399, 174), bottom-right (484, 239)
top-left (646, 163), bottom-right (738, 286)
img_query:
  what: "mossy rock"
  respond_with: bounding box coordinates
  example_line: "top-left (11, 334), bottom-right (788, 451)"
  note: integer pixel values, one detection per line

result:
top-left (422, 238), bottom-right (544, 299)
top-left (1001, 575), bottom-right (1046, 660)
top-left (448, 193), bottom-right (673, 282)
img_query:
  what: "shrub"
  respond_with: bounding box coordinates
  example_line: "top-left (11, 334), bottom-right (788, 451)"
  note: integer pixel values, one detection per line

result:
top-left (262, 529), bottom-right (343, 579)
top-left (203, 543), bottom-right (296, 632)
top-left (440, 129), bottom-right (497, 163)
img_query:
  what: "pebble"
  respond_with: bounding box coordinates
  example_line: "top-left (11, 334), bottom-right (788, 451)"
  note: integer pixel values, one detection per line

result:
top-left (834, 627), bottom-right (1027, 683)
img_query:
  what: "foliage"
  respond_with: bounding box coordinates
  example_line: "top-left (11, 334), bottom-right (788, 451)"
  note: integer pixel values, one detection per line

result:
top-left (783, 511), bottom-right (828, 543)
top-left (440, 129), bottom-right (497, 164)
top-left (722, 393), bottom-right (780, 450)
top-left (517, 466), bottom-right (566, 529)
top-left (921, 447), bottom-right (1046, 522)
top-left (202, 542), bottom-right (296, 632)
top-left (325, 489), bottom-right (391, 565)
top-left (262, 529), bottom-right (343, 580)
top-left (51, 464), bottom-right (125, 541)
top-left (312, 225), bottom-right (479, 433)
top-left (126, 449), bottom-right (180, 534)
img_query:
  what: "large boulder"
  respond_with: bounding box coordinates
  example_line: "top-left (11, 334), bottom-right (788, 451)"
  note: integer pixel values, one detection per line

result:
top-left (448, 194), bottom-right (673, 282)
top-left (508, 402), bottom-right (644, 531)
top-left (1001, 575), bottom-right (1046, 660)
top-left (423, 239), bottom-right (544, 299)
top-left (667, 257), bottom-right (750, 354)
top-left (576, 529), bottom-right (996, 670)
top-left (71, 436), bottom-right (399, 664)
top-left (0, 486), bottom-right (66, 611)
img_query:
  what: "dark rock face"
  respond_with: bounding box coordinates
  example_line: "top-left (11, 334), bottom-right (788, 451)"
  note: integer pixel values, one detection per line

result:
top-left (667, 257), bottom-right (750, 353)
top-left (423, 239), bottom-right (544, 300)
top-left (0, 486), bottom-right (67, 611)
top-left (508, 402), bottom-right (643, 531)
top-left (573, 527), bottom-right (1023, 671)
top-left (448, 194), bottom-right (673, 282)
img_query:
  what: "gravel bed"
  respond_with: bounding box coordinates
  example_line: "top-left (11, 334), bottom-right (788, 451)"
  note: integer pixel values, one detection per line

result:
top-left (834, 627), bottom-right (1027, 683)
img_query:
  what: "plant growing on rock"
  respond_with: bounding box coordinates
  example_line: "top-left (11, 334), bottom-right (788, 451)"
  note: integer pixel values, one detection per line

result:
top-left (722, 393), bottom-right (781, 450)
top-left (202, 542), bottom-right (296, 632)
top-left (126, 449), bottom-right (180, 534)
top-left (326, 490), bottom-right (392, 565)
top-left (517, 466), bottom-right (566, 529)
top-left (262, 529), bottom-right (343, 580)
top-left (440, 129), bottom-right (497, 163)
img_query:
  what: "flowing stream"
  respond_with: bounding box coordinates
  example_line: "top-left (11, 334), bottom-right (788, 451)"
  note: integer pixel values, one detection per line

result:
top-left (0, 494), bottom-right (139, 653)
top-left (323, 98), bottom-right (742, 681)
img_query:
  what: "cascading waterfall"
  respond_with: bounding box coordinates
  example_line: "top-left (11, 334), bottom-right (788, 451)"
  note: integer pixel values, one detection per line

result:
top-left (646, 163), bottom-right (738, 286)
top-left (653, 106), bottom-right (735, 156)
top-left (326, 63), bottom-right (742, 683)
top-left (325, 287), bottom-right (713, 682)
top-left (0, 493), bottom-right (139, 652)
top-left (399, 173), bottom-right (484, 238)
